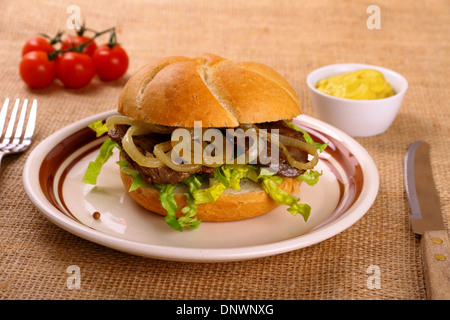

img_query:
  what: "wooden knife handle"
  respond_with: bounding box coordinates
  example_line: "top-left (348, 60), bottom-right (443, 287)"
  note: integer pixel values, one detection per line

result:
top-left (421, 230), bottom-right (450, 300)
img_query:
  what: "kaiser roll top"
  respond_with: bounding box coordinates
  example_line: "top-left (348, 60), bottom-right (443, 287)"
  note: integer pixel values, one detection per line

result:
top-left (118, 53), bottom-right (301, 127)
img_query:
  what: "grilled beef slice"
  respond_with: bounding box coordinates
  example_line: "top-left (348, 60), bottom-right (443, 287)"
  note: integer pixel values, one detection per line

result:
top-left (257, 121), bottom-right (308, 178)
top-left (109, 125), bottom-right (192, 184)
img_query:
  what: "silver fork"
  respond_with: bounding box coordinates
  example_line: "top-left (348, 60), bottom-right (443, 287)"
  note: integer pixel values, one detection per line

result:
top-left (0, 98), bottom-right (37, 166)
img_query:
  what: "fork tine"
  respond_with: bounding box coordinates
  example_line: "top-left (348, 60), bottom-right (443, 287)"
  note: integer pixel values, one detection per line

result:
top-left (23, 99), bottom-right (37, 141)
top-left (0, 98), bottom-right (9, 138)
top-left (0, 99), bottom-right (37, 163)
top-left (0, 98), bottom-right (20, 147)
top-left (12, 99), bottom-right (28, 145)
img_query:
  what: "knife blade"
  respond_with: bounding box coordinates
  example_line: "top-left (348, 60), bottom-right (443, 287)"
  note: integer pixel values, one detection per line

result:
top-left (404, 141), bottom-right (450, 300)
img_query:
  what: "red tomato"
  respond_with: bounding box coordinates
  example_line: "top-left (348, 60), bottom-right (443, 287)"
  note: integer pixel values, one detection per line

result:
top-left (22, 37), bottom-right (55, 56)
top-left (56, 52), bottom-right (95, 88)
top-left (92, 44), bottom-right (129, 81)
top-left (19, 51), bottom-right (56, 89)
top-left (62, 35), bottom-right (97, 56)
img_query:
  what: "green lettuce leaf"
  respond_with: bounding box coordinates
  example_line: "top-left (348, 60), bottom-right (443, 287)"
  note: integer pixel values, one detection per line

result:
top-left (155, 176), bottom-right (204, 231)
top-left (297, 169), bottom-right (323, 186)
top-left (192, 182), bottom-right (227, 204)
top-left (82, 138), bottom-right (119, 185)
top-left (286, 121), bottom-right (328, 153)
top-left (192, 165), bottom-right (256, 206)
top-left (261, 176), bottom-right (311, 222)
top-left (88, 120), bottom-right (109, 137)
top-left (213, 164), bottom-right (251, 190)
top-left (116, 160), bottom-right (146, 192)
top-left (182, 174), bottom-right (203, 194)
top-left (228, 165), bottom-right (252, 190)
top-left (212, 165), bottom-right (231, 188)
top-left (246, 165), bottom-right (277, 182)
top-left (155, 183), bottom-right (182, 232)
top-left (179, 175), bottom-right (202, 229)
top-left (179, 204), bottom-right (201, 229)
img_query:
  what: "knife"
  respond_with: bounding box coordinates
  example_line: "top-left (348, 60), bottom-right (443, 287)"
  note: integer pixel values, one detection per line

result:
top-left (405, 141), bottom-right (450, 300)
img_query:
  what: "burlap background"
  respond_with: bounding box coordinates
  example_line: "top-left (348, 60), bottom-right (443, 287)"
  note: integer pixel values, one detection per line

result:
top-left (0, 0), bottom-right (448, 300)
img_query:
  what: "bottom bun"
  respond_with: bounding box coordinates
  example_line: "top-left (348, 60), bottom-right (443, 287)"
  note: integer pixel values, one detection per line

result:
top-left (120, 170), bottom-right (302, 222)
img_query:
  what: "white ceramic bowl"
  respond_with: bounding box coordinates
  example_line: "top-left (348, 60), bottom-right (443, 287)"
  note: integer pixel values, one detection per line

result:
top-left (306, 63), bottom-right (408, 137)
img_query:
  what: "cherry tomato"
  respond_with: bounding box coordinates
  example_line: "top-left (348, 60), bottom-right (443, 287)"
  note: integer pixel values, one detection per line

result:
top-left (56, 52), bottom-right (95, 88)
top-left (22, 37), bottom-right (55, 56)
top-left (92, 44), bottom-right (129, 81)
top-left (19, 51), bottom-right (56, 89)
top-left (62, 35), bottom-right (97, 56)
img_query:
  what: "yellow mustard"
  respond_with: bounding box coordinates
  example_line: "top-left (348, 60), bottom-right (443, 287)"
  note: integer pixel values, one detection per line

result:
top-left (315, 69), bottom-right (395, 100)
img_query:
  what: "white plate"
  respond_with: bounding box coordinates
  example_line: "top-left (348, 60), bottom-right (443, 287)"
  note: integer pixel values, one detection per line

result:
top-left (23, 110), bottom-right (379, 262)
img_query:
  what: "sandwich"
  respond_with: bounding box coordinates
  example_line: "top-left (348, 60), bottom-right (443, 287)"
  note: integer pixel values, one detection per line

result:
top-left (83, 53), bottom-right (327, 231)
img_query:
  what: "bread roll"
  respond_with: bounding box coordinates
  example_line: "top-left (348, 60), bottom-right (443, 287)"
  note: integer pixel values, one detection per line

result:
top-left (115, 54), bottom-right (305, 224)
top-left (118, 53), bottom-right (301, 127)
